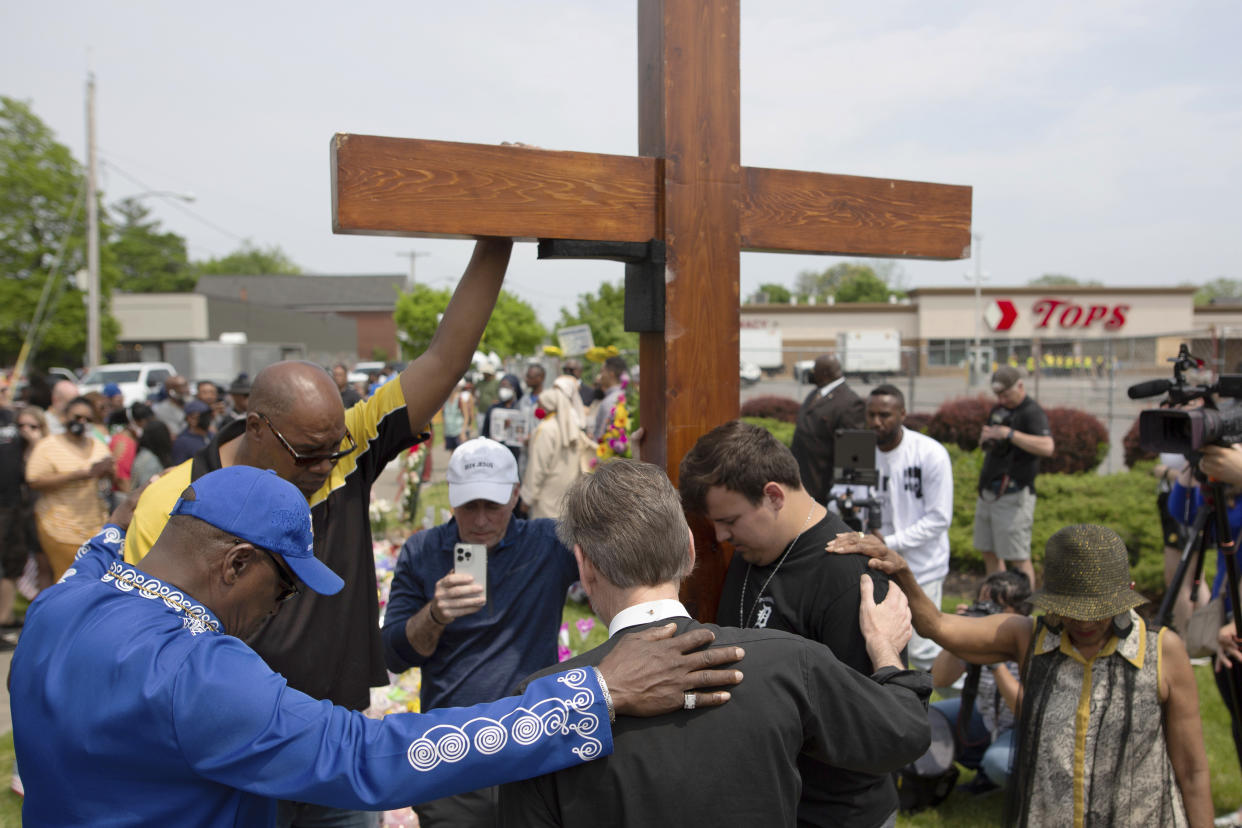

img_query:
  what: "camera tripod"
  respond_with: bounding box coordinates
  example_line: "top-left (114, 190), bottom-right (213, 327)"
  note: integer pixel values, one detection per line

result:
top-left (1158, 477), bottom-right (1242, 768)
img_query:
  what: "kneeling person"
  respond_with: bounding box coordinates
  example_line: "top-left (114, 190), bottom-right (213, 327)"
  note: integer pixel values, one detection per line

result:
top-left (500, 460), bottom-right (932, 828)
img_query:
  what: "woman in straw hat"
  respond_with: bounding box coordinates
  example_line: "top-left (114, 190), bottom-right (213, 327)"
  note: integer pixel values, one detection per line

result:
top-left (828, 523), bottom-right (1211, 828)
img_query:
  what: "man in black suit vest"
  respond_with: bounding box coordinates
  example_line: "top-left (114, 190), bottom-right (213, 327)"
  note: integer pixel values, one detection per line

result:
top-left (499, 460), bottom-right (931, 828)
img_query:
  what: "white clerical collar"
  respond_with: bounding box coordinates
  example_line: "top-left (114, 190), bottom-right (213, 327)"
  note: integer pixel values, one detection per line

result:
top-left (818, 377), bottom-right (845, 397)
top-left (608, 599), bottom-right (691, 638)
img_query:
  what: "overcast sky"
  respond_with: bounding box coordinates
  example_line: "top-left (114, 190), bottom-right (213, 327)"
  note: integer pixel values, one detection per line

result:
top-left (4, 1), bottom-right (1239, 326)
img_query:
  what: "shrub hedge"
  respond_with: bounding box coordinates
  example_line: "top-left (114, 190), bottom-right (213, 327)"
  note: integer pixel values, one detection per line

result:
top-left (741, 416), bottom-right (794, 447)
top-left (745, 415), bottom-right (1170, 601)
top-left (926, 395), bottom-right (993, 450)
top-left (903, 412), bottom-right (934, 434)
top-left (1041, 407), bottom-right (1108, 474)
top-left (740, 395), bottom-right (801, 423)
top-left (945, 446), bottom-right (1165, 597)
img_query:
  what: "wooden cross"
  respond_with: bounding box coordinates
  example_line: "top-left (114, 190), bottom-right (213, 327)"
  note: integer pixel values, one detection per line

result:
top-left (332, 0), bottom-right (971, 620)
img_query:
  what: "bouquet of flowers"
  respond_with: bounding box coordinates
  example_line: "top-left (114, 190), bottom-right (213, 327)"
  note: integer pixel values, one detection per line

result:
top-left (595, 374), bottom-right (631, 463)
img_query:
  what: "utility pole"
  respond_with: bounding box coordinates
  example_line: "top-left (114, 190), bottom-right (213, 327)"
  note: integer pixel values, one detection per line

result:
top-left (85, 72), bottom-right (101, 368)
top-left (964, 232), bottom-right (988, 385)
top-left (396, 250), bottom-right (430, 289)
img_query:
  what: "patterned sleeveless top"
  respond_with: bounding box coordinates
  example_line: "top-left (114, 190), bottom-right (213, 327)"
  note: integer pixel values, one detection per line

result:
top-left (1014, 611), bottom-right (1186, 827)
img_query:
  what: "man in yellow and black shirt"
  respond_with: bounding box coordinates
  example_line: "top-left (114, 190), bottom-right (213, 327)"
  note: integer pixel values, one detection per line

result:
top-left (123, 238), bottom-right (514, 828)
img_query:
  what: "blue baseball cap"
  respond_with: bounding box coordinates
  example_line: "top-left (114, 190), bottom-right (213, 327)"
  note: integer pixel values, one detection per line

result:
top-left (103, 383), bottom-right (122, 397)
top-left (169, 466), bottom-right (343, 595)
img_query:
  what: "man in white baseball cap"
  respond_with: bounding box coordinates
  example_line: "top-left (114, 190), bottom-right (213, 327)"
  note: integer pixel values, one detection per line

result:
top-left (382, 437), bottom-right (581, 827)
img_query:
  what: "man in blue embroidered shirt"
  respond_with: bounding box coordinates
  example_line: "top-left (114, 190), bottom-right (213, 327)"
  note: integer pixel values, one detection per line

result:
top-left (11, 466), bottom-right (744, 827)
top-left (382, 436), bottom-right (578, 828)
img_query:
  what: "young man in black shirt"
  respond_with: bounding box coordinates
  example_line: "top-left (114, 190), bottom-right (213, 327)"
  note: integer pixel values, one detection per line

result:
top-left (973, 366), bottom-right (1054, 586)
top-left (679, 420), bottom-right (905, 828)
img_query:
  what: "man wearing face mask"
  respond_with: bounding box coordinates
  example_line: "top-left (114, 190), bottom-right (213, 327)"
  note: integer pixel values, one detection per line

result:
top-left (382, 437), bottom-right (580, 828)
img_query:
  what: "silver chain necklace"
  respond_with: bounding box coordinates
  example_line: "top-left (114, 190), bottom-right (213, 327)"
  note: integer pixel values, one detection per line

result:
top-left (738, 503), bottom-right (818, 627)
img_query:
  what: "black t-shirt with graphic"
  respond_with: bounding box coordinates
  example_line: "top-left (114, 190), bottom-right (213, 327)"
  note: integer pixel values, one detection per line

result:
top-left (978, 395), bottom-right (1051, 493)
top-left (717, 511), bottom-right (901, 828)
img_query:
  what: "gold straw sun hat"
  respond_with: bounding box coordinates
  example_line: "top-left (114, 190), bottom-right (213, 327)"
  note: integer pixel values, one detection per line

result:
top-left (1031, 524), bottom-right (1147, 622)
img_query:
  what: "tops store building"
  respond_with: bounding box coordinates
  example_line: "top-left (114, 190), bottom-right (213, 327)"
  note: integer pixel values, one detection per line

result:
top-left (741, 285), bottom-right (1242, 375)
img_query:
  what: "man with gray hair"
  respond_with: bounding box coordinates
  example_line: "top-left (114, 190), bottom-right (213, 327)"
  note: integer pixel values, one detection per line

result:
top-left (500, 460), bottom-right (932, 828)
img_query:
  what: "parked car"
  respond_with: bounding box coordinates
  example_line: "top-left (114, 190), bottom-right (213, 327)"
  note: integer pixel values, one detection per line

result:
top-left (740, 360), bottom-right (762, 387)
top-left (79, 362), bottom-right (177, 407)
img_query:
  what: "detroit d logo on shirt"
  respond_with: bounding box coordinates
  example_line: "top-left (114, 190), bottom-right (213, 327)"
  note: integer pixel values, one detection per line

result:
top-left (754, 598), bottom-right (775, 629)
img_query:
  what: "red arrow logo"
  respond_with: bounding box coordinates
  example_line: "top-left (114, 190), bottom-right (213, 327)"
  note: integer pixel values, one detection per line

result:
top-left (984, 299), bottom-right (1018, 331)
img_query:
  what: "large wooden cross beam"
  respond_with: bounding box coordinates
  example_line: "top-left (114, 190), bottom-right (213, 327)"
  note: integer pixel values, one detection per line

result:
top-left (332, 0), bottom-right (971, 620)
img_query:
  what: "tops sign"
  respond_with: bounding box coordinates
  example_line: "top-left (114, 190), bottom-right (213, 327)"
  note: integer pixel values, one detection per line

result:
top-left (984, 298), bottom-right (1129, 332)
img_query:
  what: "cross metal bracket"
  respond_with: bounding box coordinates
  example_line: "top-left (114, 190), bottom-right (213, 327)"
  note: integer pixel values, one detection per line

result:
top-left (536, 238), bottom-right (666, 333)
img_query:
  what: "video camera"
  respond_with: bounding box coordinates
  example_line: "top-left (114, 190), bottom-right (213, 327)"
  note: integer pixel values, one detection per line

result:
top-left (831, 429), bottom-right (883, 533)
top-left (1131, 344), bottom-right (1242, 454)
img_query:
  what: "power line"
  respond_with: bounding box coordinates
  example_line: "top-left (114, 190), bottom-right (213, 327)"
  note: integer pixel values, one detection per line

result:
top-left (100, 157), bottom-right (248, 244)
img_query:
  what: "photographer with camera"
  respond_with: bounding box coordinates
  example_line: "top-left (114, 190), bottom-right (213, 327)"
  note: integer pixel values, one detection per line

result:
top-left (928, 572), bottom-right (1032, 794)
top-left (828, 524), bottom-right (1211, 827)
top-left (866, 385), bottom-right (954, 670)
top-left (974, 366), bottom-right (1054, 586)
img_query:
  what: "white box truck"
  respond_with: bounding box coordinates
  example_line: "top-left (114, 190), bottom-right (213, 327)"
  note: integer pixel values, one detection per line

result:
top-left (837, 330), bottom-right (901, 381)
top-left (740, 327), bottom-right (785, 376)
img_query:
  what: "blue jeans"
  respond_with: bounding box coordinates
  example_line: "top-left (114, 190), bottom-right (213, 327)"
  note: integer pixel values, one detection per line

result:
top-left (979, 729), bottom-right (1015, 788)
top-left (275, 802), bottom-right (380, 828)
top-left (930, 697), bottom-right (991, 769)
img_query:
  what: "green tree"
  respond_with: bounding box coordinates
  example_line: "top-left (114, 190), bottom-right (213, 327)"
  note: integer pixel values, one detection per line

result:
top-left (394, 286), bottom-right (547, 360)
top-left (747, 282), bottom-right (792, 304)
top-left (194, 241), bottom-right (301, 275)
top-left (481, 290), bottom-right (547, 358)
top-left (393, 283), bottom-right (452, 357)
top-left (556, 280), bottom-right (638, 352)
top-left (1027, 273), bottom-right (1102, 287)
top-left (0, 96), bottom-right (119, 368)
top-left (794, 261), bottom-right (904, 303)
top-left (1194, 277), bottom-right (1242, 307)
top-left (110, 197), bottom-right (194, 292)
top-left (834, 270), bottom-right (892, 303)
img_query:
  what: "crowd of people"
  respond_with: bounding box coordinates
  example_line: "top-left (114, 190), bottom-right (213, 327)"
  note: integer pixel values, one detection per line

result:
top-left (3, 252), bottom-right (1237, 827)
top-left (0, 369), bottom-right (253, 615)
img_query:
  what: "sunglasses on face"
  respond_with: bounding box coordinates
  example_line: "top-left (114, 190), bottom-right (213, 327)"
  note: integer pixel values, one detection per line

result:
top-left (253, 543), bottom-right (301, 604)
top-left (257, 412), bottom-right (356, 467)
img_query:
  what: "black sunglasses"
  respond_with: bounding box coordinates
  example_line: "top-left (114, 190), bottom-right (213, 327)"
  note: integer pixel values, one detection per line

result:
top-left (260, 546), bottom-right (301, 604)
top-left (257, 412), bottom-right (356, 466)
